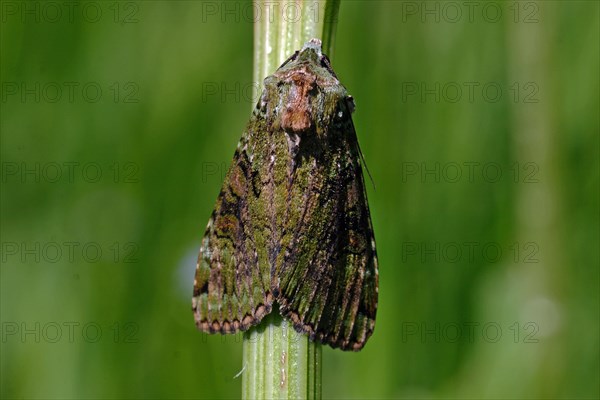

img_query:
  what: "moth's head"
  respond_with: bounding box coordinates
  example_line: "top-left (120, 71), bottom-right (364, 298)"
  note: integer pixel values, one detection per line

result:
top-left (295, 38), bottom-right (323, 65)
top-left (265, 39), bottom-right (346, 134)
top-left (275, 38), bottom-right (337, 81)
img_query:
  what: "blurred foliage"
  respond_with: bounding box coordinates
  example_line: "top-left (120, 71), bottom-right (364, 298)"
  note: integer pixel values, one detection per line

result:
top-left (1, 1), bottom-right (598, 399)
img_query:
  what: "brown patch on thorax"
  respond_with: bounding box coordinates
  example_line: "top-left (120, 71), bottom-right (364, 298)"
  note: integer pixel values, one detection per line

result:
top-left (281, 68), bottom-right (317, 133)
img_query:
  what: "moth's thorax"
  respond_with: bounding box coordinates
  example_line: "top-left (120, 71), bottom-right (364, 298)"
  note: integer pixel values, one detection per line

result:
top-left (261, 47), bottom-right (350, 135)
top-left (280, 67), bottom-right (316, 132)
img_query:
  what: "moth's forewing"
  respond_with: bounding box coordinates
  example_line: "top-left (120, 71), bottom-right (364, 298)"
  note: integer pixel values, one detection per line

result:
top-left (273, 84), bottom-right (378, 351)
top-left (192, 119), bottom-right (274, 333)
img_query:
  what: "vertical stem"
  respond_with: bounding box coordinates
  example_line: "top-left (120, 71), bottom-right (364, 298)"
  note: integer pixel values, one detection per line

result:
top-left (243, 1), bottom-right (340, 399)
top-left (252, 0), bottom-right (340, 99)
top-left (242, 309), bottom-right (321, 399)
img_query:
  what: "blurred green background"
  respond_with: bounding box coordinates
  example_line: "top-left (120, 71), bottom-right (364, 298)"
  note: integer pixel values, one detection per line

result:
top-left (1, 1), bottom-right (598, 399)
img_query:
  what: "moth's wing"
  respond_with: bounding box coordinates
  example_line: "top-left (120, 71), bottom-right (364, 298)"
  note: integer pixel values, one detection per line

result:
top-left (192, 120), bottom-right (274, 334)
top-left (276, 114), bottom-right (378, 351)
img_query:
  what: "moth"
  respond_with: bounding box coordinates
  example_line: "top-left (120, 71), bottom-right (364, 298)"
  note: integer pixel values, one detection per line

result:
top-left (192, 39), bottom-right (378, 351)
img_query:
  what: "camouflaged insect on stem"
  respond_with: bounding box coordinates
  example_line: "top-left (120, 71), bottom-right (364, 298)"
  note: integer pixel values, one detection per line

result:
top-left (192, 39), bottom-right (378, 351)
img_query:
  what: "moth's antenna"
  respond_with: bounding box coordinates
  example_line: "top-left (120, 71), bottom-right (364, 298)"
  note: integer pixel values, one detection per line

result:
top-left (346, 96), bottom-right (375, 190)
top-left (319, 54), bottom-right (338, 79)
top-left (357, 138), bottom-right (376, 191)
top-left (277, 51), bottom-right (299, 69)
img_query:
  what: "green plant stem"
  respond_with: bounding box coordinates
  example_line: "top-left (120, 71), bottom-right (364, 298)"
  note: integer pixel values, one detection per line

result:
top-left (242, 309), bottom-right (321, 399)
top-left (242, 1), bottom-right (340, 399)
top-left (252, 0), bottom-right (340, 98)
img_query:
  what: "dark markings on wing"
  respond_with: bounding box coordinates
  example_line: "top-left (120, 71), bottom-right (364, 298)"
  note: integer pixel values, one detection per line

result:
top-left (275, 101), bottom-right (378, 351)
top-left (192, 119), bottom-right (274, 334)
top-left (193, 40), bottom-right (378, 350)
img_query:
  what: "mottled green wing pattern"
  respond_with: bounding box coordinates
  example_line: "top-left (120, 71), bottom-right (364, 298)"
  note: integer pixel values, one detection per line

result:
top-left (193, 39), bottom-right (378, 350)
top-left (274, 105), bottom-right (378, 351)
top-left (192, 127), bottom-right (274, 333)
